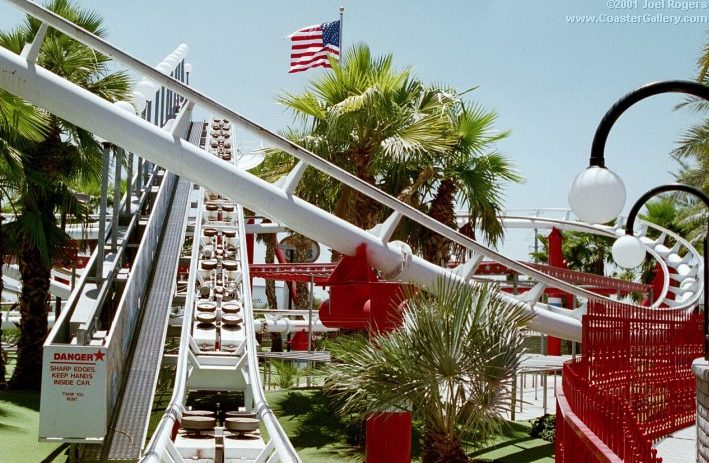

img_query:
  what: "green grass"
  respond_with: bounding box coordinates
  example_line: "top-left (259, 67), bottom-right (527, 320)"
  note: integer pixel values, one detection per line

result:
top-left (265, 389), bottom-right (364, 463)
top-left (266, 389), bottom-right (555, 463)
top-left (467, 421), bottom-right (555, 463)
top-left (0, 390), bottom-right (68, 463)
top-left (0, 379), bottom-right (552, 463)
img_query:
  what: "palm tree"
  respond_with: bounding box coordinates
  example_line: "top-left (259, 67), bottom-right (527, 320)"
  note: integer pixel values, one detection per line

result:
top-left (671, 39), bottom-right (709, 248)
top-left (259, 45), bottom-right (519, 266)
top-left (529, 230), bottom-right (613, 276)
top-left (255, 219), bottom-right (284, 352)
top-left (274, 45), bottom-right (456, 231)
top-left (0, 91), bottom-right (47, 387)
top-left (403, 99), bottom-right (521, 265)
top-left (324, 278), bottom-right (532, 463)
top-left (0, 0), bottom-right (130, 389)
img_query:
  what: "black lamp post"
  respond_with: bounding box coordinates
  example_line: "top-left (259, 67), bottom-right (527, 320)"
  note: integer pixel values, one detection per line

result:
top-left (568, 80), bottom-right (709, 225)
top-left (566, 80), bottom-right (709, 358)
top-left (620, 184), bottom-right (708, 359)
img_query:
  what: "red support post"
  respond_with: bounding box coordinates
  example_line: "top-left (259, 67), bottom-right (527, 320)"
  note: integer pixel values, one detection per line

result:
top-left (365, 412), bottom-right (413, 463)
top-left (547, 228), bottom-right (566, 356)
top-left (318, 244), bottom-right (413, 463)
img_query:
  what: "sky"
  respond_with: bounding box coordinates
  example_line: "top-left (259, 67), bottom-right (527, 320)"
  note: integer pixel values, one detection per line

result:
top-left (0, 0), bottom-right (706, 259)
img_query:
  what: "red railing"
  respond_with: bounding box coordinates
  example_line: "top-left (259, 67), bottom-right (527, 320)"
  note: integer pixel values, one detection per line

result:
top-left (556, 300), bottom-right (703, 463)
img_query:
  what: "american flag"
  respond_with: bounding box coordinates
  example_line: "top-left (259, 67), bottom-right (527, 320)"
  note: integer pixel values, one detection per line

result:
top-left (289, 20), bottom-right (340, 74)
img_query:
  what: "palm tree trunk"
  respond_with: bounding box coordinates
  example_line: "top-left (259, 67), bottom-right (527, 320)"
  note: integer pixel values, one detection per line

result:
top-left (8, 244), bottom-right (51, 390)
top-left (421, 430), bottom-right (469, 463)
top-left (290, 234), bottom-right (311, 310)
top-left (422, 179), bottom-right (457, 266)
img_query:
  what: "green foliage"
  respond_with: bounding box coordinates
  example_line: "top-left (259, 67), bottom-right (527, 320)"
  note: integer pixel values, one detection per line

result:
top-left (529, 414), bottom-right (556, 443)
top-left (0, 0), bottom-right (130, 389)
top-left (670, 39), bottom-right (709, 248)
top-left (530, 231), bottom-right (614, 276)
top-left (258, 44), bottom-right (520, 258)
top-left (324, 277), bottom-right (532, 460)
top-left (271, 360), bottom-right (300, 390)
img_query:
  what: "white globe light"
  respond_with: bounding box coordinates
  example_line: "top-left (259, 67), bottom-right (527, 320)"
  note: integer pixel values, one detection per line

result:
top-left (184, 63), bottom-right (193, 73)
top-left (612, 235), bottom-right (646, 268)
top-left (130, 91), bottom-right (146, 114)
top-left (134, 79), bottom-right (158, 100)
top-left (113, 100), bottom-right (136, 114)
top-left (568, 166), bottom-right (626, 224)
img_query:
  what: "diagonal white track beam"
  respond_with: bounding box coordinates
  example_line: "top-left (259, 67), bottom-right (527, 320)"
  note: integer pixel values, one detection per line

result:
top-left (0, 30), bottom-right (583, 341)
top-left (0, 1), bottom-right (625, 306)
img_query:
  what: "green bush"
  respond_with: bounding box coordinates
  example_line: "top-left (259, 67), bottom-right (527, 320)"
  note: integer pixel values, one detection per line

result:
top-left (529, 414), bottom-right (556, 442)
top-left (272, 360), bottom-right (299, 389)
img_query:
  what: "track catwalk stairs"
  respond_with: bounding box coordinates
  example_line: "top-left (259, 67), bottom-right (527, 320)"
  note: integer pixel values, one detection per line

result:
top-left (82, 123), bottom-right (203, 462)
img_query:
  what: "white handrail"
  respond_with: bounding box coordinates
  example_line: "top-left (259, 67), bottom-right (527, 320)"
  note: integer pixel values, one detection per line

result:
top-left (236, 205), bottom-right (300, 462)
top-left (499, 213), bottom-right (703, 311)
top-left (140, 188), bottom-right (203, 463)
top-left (0, 0), bottom-right (647, 312)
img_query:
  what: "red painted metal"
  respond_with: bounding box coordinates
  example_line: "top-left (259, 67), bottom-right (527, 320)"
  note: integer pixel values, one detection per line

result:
top-left (365, 412), bottom-right (413, 463)
top-left (249, 260), bottom-right (652, 295)
top-left (526, 262), bottom-right (652, 295)
top-left (547, 228), bottom-right (566, 355)
top-left (317, 244), bottom-right (409, 333)
top-left (556, 390), bottom-right (624, 463)
top-left (556, 299), bottom-right (703, 463)
top-left (288, 330), bottom-right (309, 351)
top-left (250, 263), bottom-right (333, 284)
top-left (319, 244), bottom-right (412, 463)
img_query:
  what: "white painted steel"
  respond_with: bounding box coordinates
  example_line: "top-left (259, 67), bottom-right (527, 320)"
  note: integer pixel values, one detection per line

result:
top-left (140, 180), bottom-right (204, 463)
top-left (0, 43), bottom-right (583, 341)
top-left (3, 0), bottom-right (701, 350)
top-left (252, 318), bottom-right (338, 334)
top-left (495, 210), bottom-right (702, 311)
top-left (236, 205), bottom-right (300, 462)
top-left (0, 0), bottom-right (651, 335)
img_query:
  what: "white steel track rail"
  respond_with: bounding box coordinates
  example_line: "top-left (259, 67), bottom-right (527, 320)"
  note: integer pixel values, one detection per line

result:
top-left (0, 2), bottom-right (703, 461)
top-left (235, 204), bottom-right (300, 462)
top-left (0, 0), bottom-right (584, 342)
top-left (142, 135), bottom-right (298, 462)
top-left (140, 184), bottom-right (202, 463)
top-left (0, 0), bottom-right (703, 349)
top-left (492, 210), bottom-right (703, 310)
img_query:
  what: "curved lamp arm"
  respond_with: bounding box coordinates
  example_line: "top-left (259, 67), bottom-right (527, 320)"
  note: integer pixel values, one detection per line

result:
top-left (625, 183), bottom-right (709, 235)
top-left (590, 80), bottom-right (709, 167)
top-left (622, 182), bottom-right (708, 359)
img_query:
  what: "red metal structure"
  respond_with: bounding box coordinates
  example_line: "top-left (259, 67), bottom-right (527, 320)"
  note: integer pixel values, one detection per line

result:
top-left (556, 300), bottom-right (703, 462)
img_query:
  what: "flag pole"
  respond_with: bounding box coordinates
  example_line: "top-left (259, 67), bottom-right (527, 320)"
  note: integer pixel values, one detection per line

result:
top-left (339, 6), bottom-right (344, 64)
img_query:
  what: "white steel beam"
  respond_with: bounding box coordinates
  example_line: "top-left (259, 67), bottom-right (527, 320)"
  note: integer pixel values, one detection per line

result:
top-left (0, 44), bottom-right (582, 341)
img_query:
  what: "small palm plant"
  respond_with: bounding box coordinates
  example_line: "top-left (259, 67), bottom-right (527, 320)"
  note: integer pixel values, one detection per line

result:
top-left (323, 277), bottom-right (532, 463)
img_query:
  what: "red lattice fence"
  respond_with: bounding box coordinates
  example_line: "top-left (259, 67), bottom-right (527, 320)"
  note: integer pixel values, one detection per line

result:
top-left (556, 300), bottom-right (703, 463)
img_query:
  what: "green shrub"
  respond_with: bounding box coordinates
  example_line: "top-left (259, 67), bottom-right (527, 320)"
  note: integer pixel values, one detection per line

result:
top-left (272, 360), bottom-right (299, 389)
top-left (529, 414), bottom-right (556, 442)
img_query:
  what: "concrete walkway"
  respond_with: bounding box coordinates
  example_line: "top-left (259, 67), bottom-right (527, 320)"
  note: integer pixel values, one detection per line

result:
top-left (504, 370), bottom-right (562, 421)
top-left (505, 367), bottom-right (697, 463)
top-left (654, 425), bottom-right (695, 463)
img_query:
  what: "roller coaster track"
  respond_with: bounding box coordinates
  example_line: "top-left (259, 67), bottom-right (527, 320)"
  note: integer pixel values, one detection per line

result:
top-left (0, 1), bottom-right (703, 461)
